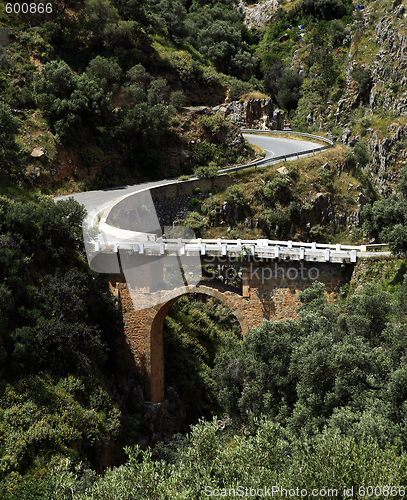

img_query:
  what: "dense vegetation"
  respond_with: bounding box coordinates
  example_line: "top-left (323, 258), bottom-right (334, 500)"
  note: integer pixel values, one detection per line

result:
top-left (164, 295), bottom-right (242, 423)
top-left (0, 195), bottom-right (122, 468)
top-left (2, 0), bottom-right (407, 497)
top-left (0, 0), bottom-right (263, 190)
top-left (0, 194), bottom-right (242, 494)
top-left (5, 275), bottom-right (407, 498)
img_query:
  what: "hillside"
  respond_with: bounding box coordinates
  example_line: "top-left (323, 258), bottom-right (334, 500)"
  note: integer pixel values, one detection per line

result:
top-left (1, 0), bottom-right (406, 238)
top-left (2, 0), bottom-right (407, 497)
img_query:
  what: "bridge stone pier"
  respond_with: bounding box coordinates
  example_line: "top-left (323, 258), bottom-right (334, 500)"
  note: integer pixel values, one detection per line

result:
top-left (106, 256), bottom-right (353, 402)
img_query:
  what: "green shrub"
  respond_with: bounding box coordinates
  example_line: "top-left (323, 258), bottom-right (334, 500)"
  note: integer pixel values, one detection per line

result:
top-left (168, 51), bottom-right (201, 83)
top-left (177, 212), bottom-right (206, 236)
top-left (188, 197), bottom-right (200, 208)
top-left (200, 114), bottom-right (227, 136)
top-left (351, 68), bottom-right (371, 98)
top-left (0, 375), bottom-right (120, 479)
top-left (309, 224), bottom-right (325, 239)
top-left (200, 66), bottom-right (223, 86)
top-left (319, 167), bottom-right (334, 189)
top-left (194, 163), bottom-right (219, 179)
top-left (227, 76), bottom-right (253, 100)
top-left (190, 141), bottom-right (218, 166)
top-left (353, 140), bottom-right (369, 167)
top-left (170, 91), bottom-right (185, 110)
top-left (193, 187), bottom-right (201, 195)
top-left (81, 147), bottom-right (105, 167)
top-left (224, 185), bottom-right (247, 206)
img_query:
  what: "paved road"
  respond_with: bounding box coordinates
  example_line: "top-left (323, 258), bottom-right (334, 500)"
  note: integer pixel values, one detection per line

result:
top-left (242, 133), bottom-right (322, 161)
top-left (55, 134), bottom-right (323, 221)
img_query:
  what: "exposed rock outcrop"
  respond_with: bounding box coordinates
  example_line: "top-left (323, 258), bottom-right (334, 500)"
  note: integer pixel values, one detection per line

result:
top-left (332, 5), bottom-right (407, 197)
top-left (213, 98), bottom-right (281, 130)
top-left (238, 0), bottom-right (278, 29)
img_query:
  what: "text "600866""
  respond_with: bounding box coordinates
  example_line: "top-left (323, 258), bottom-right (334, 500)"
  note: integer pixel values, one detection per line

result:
top-left (6, 3), bottom-right (52, 14)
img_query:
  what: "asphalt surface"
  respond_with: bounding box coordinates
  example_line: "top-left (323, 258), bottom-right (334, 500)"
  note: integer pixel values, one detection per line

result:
top-left (242, 133), bottom-right (322, 161)
top-left (55, 134), bottom-right (323, 220)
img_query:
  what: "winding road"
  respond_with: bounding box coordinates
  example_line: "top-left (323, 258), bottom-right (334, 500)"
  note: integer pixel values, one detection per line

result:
top-left (55, 133), bottom-right (324, 218)
top-left (242, 133), bottom-right (322, 162)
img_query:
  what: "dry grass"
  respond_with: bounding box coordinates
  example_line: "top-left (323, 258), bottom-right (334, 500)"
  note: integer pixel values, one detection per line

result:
top-left (241, 91), bottom-right (270, 100)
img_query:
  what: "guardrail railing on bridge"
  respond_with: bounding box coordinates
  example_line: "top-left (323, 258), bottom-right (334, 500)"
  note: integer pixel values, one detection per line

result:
top-left (92, 238), bottom-right (391, 264)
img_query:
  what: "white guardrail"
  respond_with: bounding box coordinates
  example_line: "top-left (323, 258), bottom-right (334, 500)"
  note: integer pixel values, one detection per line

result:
top-left (92, 239), bottom-right (391, 263)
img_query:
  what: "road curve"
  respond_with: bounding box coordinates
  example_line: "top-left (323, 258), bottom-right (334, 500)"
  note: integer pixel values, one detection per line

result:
top-left (55, 134), bottom-right (323, 217)
top-left (242, 133), bottom-right (322, 161)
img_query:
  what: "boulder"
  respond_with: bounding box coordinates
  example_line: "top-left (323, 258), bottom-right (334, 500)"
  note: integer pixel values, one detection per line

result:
top-left (342, 127), bottom-right (352, 144)
top-left (30, 147), bottom-right (46, 161)
top-left (277, 166), bottom-right (289, 175)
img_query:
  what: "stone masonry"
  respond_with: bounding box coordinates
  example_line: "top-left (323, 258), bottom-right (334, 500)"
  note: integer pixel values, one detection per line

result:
top-left (109, 257), bottom-right (354, 402)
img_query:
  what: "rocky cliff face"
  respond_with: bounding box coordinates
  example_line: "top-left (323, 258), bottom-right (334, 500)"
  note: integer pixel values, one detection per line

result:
top-left (213, 98), bottom-right (281, 130)
top-left (238, 0), bottom-right (278, 29)
top-left (333, 3), bottom-right (407, 196)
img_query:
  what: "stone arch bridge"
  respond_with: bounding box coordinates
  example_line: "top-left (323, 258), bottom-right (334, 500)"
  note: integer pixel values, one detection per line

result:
top-left (78, 134), bottom-right (388, 402)
top-left (89, 239), bottom-right (387, 402)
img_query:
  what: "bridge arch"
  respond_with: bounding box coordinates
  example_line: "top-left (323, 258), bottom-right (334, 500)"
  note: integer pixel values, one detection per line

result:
top-left (144, 285), bottom-right (249, 402)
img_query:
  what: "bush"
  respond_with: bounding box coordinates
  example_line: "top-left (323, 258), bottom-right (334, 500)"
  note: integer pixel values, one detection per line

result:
top-left (227, 76), bottom-right (253, 100)
top-left (188, 197), bottom-right (200, 208)
top-left (81, 147), bottom-right (105, 167)
top-left (177, 211), bottom-right (207, 237)
top-left (0, 100), bottom-right (26, 177)
top-left (0, 375), bottom-right (120, 479)
top-left (319, 167), bottom-right (334, 189)
top-left (362, 194), bottom-right (407, 254)
top-left (224, 185), bottom-right (247, 206)
top-left (398, 164), bottom-right (407, 196)
top-left (200, 65), bottom-right (223, 86)
top-left (170, 91), bottom-right (185, 110)
top-left (168, 51), bottom-right (201, 83)
top-left (351, 68), bottom-right (371, 99)
top-left (201, 114), bottom-right (227, 136)
top-left (309, 224), bottom-right (325, 239)
top-left (194, 163), bottom-right (219, 179)
top-left (353, 140), bottom-right (369, 167)
top-left (190, 141), bottom-right (218, 166)
top-left (276, 69), bottom-right (303, 111)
